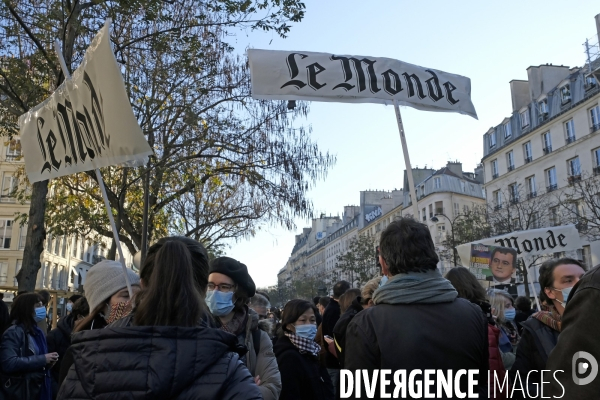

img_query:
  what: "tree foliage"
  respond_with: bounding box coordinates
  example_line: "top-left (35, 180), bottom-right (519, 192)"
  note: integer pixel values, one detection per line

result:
top-left (335, 234), bottom-right (377, 288)
top-left (0, 0), bottom-right (337, 291)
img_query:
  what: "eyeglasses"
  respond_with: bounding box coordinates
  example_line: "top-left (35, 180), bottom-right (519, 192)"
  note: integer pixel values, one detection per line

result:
top-left (207, 283), bottom-right (236, 292)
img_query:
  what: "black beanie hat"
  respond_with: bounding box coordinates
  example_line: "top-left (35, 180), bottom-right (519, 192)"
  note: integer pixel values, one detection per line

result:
top-left (209, 257), bottom-right (256, 297)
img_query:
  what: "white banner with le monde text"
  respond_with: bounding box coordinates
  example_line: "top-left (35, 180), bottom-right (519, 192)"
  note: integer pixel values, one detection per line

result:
top-left (19, 20), bottom-right (153, 183)
top-left (456, 225), bottom-right (583, 267)
top-left (248, 49), bottom-right (477, 119)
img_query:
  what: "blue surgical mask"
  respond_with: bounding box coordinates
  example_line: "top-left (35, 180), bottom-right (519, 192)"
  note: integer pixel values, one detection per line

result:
top-left (554, 286), bottom-right (574, 307)
top-left (379, 275), bottom-right (389, 287)
top-left (504, 308), bottom-right (516, 321)
top-left (66, 303), bottom-right (73, 312)
top-left (295, 324), bottom-right (317, 341)
top-left (34, 307), bottom-right (46, 322)
top-left (206, 290), bottom-right (235, 316)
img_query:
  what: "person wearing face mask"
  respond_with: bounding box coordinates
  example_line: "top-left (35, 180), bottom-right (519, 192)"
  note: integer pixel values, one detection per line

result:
top-left (57, 261), bottom-right (140, 387)
top-left (64, 295), bottom-right (82, 316)
top-left (47, 297), bottom-right (88, 398)
top-left (488, 289), bottom-right (519, 370)
top-left (0, 293), bottom-right (58, 400)
top-left (207, 257), bottom-right (282, 400)
top-left (509, 258), bottom-right (585, 398)
top-left (275, 299), bottom-right (334, 400)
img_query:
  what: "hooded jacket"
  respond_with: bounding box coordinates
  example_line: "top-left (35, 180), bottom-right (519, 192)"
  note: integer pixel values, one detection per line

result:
top-left (57, 325), bottom-right (262, 400)
top-left (345, 271), bottom-right (489, 399)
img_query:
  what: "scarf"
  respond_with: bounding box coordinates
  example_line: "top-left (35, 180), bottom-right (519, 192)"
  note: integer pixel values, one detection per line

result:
top-left (286, 332), bottom-right (321, 358)
top-left (532, 306), bottom-right (562, 332)
top-left (31, 325), bottom-right (52, 400)
top-left (372, 269), bottom-right (458, 305)
top-left (219, 307), bottom-right (247, 336)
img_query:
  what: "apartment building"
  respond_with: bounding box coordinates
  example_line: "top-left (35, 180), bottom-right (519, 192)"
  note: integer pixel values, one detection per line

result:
top-left (0, 137), bottom-right (134, 301)
top-left (482, 48), bottom-right (600, 267)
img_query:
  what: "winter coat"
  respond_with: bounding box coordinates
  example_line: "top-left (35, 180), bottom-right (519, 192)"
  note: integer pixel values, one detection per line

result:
top-left (332, 297), bottom-right (363, 369)
top-left (488, 324), bottom-right (508, 399)
top-left (226, 307), bottom-right (281, 400)
top-left (274, 334), bottom-right (334, 400)
top-left (345, 298), bottom-right (489, 399)
top-left (0, 299), bottom-right (9, 336)
top-left (321, 299), bottom-right (341, 369)
top-left (57, 325), bottom-right (262, 400)
top-left (46, 315), bottom-right (74, 387)
top-left (509, 318), bottom-right (559, 398)
top-left (0, 324), bottom-right (47, 399)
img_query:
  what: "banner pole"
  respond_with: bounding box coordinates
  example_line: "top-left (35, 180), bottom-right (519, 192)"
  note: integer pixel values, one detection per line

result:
top-left (53, 39), bottom-right (133, 298)
top-left (526, 260), bottom-right (541, 310)
top-left (393, 100), bottom-right (419, 219)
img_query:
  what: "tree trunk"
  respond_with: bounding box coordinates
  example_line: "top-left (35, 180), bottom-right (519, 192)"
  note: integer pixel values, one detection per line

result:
top-left (17, 180), bottom-right (49, 292)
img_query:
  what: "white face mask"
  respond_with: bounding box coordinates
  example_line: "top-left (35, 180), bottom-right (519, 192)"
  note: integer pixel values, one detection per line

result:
top-left (552, 286), bottom-right (574, 308)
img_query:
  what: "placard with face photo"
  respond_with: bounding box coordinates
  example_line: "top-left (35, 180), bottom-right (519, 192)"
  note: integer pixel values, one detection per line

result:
top-left (469, 244), bottom-right (520, 285)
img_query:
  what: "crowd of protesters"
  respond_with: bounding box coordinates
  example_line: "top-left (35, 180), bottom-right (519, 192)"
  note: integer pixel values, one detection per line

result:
top-left (0, 217), bottom-right (598, 399)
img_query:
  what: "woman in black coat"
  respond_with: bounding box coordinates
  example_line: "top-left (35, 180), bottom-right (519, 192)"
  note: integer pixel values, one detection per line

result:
top-left (59, 239), bottom-right (261, 400)
top-left (274, 299), bottom-right (334, 400)
top-left (0, 293), bottom-right (58, 400)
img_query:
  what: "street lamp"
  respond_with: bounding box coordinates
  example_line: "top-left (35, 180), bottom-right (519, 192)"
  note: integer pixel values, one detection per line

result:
top-left (430, 213), bottom-right (468, 267)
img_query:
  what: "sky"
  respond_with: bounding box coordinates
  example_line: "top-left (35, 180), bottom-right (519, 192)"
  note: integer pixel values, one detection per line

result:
top-left (223, 1), bottom-right (600, 288)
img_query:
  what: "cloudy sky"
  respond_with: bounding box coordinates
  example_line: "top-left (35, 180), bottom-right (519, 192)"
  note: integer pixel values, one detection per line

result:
top-left (223, 0), bottom-right (600, 287)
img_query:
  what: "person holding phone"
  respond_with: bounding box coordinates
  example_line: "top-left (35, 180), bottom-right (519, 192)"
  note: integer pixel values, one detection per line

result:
top-left (0, 293), bottom-right (58, 400)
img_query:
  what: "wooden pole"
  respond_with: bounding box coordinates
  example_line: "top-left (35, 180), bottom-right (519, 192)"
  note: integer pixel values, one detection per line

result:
top-left (393, 100), bottom-right (419, 218)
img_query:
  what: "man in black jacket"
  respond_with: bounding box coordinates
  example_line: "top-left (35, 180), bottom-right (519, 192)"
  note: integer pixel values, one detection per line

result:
top-left (321, 280), bottom-right (350, 397)
top-left (546, 264), bottom-right (600, 398)
top-left (345, 218), bottom-right (489, 399)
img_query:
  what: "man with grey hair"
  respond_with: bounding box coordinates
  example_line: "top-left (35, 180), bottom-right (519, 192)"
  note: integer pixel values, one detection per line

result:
top-left (249, 293), bottom-right (271, 320)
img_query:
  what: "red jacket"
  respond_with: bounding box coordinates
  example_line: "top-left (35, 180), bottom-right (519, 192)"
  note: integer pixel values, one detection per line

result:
top-left (488, 324), bottom-right (508, 398)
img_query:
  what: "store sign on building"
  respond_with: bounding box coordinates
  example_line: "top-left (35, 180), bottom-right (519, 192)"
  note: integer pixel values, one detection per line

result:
top-left (364, 205), bottom-right (383, 223)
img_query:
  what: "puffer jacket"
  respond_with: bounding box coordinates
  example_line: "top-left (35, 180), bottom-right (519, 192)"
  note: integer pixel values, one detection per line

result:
top-left (222, 307), bottom-right (282, 400)
top-left (57, 325), bottom-right (262, 400)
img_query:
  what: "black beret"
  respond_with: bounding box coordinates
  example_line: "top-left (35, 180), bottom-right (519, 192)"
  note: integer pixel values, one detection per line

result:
top-left (209, 257), bottom-right (256, 297)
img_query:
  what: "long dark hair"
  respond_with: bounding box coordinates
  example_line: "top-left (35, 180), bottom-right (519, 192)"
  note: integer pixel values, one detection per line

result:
top-left (10, 293), bottom-right (42, 332)
top-left (134, 240), bottom-right (204, 327)
top-left (279, 299), bottom-right (317, 337)
top-left (141, 236), bottom-right (209, 297)
top-left (73, 303), bottom-right (107, 333)
top-left (445, 267), bottom-right (487, 303)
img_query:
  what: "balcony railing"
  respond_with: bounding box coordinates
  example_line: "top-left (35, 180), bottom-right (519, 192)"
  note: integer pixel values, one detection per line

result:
top-left (524, 156), bottom-right (533, 164)
top-left (492, 173), bottom-right (499, 179)
top-left (566, 136), bottom-right (576, 144)
top-left (508, 165), bottom-right (515, 172)
top-left (594, 165), bottom-right (600, 176)
top-left (547, 184), bottom-right (558, 192)
top-left (494, 204), bottom-right (502, 211)
top-left (543, 146), bottom-right (552, 155)
top-left (568, 175), bottom-right (582, 185)
top-left (592, 123), bottom-right (600, 134)
top-left (510, 197), bottom-right (519, 205)
top-left (528, 192), bottom-right (537, 199)
top-left (576, 221), bottom-right (588, 232)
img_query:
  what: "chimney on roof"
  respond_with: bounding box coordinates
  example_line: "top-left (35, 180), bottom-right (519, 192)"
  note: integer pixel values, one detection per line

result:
top-left (446, 161), bottom-right (463, 177)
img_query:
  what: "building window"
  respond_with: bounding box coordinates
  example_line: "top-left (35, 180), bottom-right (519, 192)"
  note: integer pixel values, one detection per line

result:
top-left (61, 236), bottom-right (67, 258)
top-left (6, 138), bottom-right (21, 160)
top-left (422, 208), bottom-right (426, 222)
top-left (0, 262), bottom-right (7, 284)
top-left (585, 76), bottom-right (598, 90)
top-left (506, 151), bottom-right (515, 171)
top-left (509, 183), bottom-right (518, 203)
top-left (494, 190), bottom-right (502, 210)
top-left (550, 206), bottom-right (560, 226)
top-left (523, 142), bottom-right (533, 163)
top-left (491, 160), bottom-right (499, 179)
top-left (565, 119), bottom-right (576, 144)
top-left (504, 122), bottom-right (512, 139)
top-left (538, 99), bottom-right (548, 119)
top-left (526, 176), bottom-right (537, 198)
top-left (489, 131), bottom-right (497, 148)
top-left (591, 106), bottom-right (600, 133)
top-left (593, 148), bottom-right (600, 175)
top-left (47, 234), bottom-right (53, 254)
top-left (0, 220), bottom-right (13, 249)
top-left (13, 260), bottom-right (22, 286)
top-left (546, 167), bottom-right (558, 191)
top-left (54, 235), bottom-right (60, 254)
top-left (568, 157), bottom-right (581, 184)
top-left (18, 223), bottom-right (27, 250)
top-left (542, 132), bottom-right (552, 154)
top-left (560, 85), bottom-right (571, 104)
top-left (520, 110), bottom-right (530, 128)
top-left (1, 174), bottom-right (18, 203)
top-left (434, 177), bottom-right (441, 189)
top-left (531, 212), bottom-right (540, 229)
top-left (454, 202), bottom-right (459, 216)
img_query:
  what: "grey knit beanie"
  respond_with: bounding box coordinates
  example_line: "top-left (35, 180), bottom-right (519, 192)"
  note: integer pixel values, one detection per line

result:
top-left (84, 260), bottom-right (140, 312)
